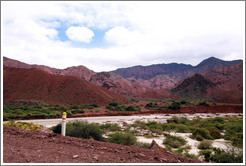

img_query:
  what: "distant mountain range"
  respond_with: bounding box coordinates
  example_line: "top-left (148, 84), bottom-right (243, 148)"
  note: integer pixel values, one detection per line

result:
top-left (3, 56), bottom-right (243, 105)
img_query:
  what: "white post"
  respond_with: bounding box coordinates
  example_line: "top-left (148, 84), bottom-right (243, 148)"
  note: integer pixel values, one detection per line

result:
top-left (61, 112), bottom-right (66, 136)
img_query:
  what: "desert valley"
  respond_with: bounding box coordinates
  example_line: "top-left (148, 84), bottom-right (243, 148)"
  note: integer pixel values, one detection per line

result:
top-left (3, 56), bottom-right (244, 163)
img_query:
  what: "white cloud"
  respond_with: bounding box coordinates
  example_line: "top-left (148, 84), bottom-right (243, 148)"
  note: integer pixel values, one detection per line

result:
top-left (66, 26), bottom-right (94, 43)
top-left (104, 26), bottom-right (142, 46)
top-left (1, 1), bottom-right (245, 72)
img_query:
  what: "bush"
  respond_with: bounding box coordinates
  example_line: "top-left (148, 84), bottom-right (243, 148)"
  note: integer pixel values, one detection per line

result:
top-left (52, 120), bottom-right (104, 141)
top-left (166, 116), bottom-right (188, 124)
top-left (199, 150), bottom-right (212, 162)
top-left (132, 120), bottom-right (147, 129)
top-left (4, 121), bottom-right (43, 131)
top-left (100, 123), bottom-right (121, 131)
top-left (198, 140), bottom-right (213, 149)
top-left (162, 124), bottom-right (190, 133)
top-left (108, 132), bottom-right (137, 146)
top-left (145, 102), bottom-right (154, 108)
top-left (146, 121), bottom-right (162, 130)
top-left (192, 128), bottom-right (213, 140)
top-left (135, 142), bottom-right (150, 149)
top-left (168, 102), bottom-right (181, 110)
top-left (198, 101), bottom-right (209, 106)
top-left (163, 134), bottom-right (187, 148)
top-left (109, 102), bottom-right (118, 107)
top-left (224, 123), bottom-right (243, 141)
top-left (206, 127), bottom-right (222, 139)
top-left (209, 148), bottom-right (243, 163)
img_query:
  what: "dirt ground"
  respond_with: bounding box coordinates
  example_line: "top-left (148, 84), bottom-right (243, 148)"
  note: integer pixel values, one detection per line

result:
top-left (3, 126), bottom-right (203, 163)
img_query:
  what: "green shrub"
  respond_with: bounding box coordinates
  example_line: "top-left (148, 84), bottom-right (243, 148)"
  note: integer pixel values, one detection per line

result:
top-left (132, 120), bottom-right (147, 129)
top-left (135, 142), bottom-right (150, 149)
top-left (195, 134), bottom-right (204, 141)
top-left (144, 134), bottom-right (153, 138)
top-left (108, 132), bottom-right (137, 146)
top-left (166, 116), bottom-right (188, 124)
top-left (150, 128), bottom-right (163, 135)
top-left (168, 102), bottom-right (181, 110)
top-left (199, 150), bottom-right (212, 162)
top-left (100, 123), bottom-right (121, 131)
top-left (224, 123), bottom-right (243, 141)
top-left (209, 148), bottom-right (243, 163)
top-left (231, 133), bottom-right (243, 148)
top-left (52, 120), bottom-right (104, 141)
top-left (145, 102), bottom-right (154, 108)
top-left (162, 123), bottom-right (190, 133)
top-left (206, 127), bottom-right (222, 139)
top-left (146, 121), bottom-right (162, 130)
top-left (198, 101), bottom-right (209, 106)
top-left (109, 102), bottom-right (118, 107)
top-left (198, 140), bottom-right (213, 149)
top-left (192, 128), bottom-right (213, 140)
top-left (163, 134), bottom-right (187, 148)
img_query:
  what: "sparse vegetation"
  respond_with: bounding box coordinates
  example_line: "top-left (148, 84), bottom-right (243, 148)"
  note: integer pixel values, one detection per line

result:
top-left (51, 120), bottom-right (104, 141)
top-left (108, 132), bottom-right (137, 146)
top-left (99, 123), bottom-right (121, 131)
top-left (198, 140), bottom-right (213, 149)
top-left (4, 121), bottom-right (43, 131)
top-left (106, 103), bottom-right (141, 112)
top-left (163, 134), bottom-right (187, 148)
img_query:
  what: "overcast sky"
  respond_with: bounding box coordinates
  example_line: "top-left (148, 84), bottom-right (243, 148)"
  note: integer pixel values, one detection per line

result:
top-left (2, 1), bottom-right (245, 72)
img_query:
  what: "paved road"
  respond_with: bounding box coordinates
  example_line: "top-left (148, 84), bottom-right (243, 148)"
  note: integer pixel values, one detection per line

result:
top-left (9, 113), bottom-right (242, 128)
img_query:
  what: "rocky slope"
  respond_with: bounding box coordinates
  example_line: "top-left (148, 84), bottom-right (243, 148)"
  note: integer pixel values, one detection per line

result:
top-left (3, 67), bottom-right (127, 106)
top-left (171, 74), bottom-right (216, 98)
top-left (202, 64), bottom-right (243, 104)
top-left (3, 57), bottom-right (95, 81)
top-left (3, 126), bottom-right (203, 163)
top-left (90, 72), bottom-right (170, 98)
top-left (171, 64), bottom-right (243, 104)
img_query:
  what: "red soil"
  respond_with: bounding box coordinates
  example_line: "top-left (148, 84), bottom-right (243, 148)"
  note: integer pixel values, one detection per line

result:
top-left (3, 126), bottom-right (203, 163)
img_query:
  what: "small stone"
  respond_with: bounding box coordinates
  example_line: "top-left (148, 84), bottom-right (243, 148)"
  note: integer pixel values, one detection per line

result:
top-left (92, 155), bottom-right (99, 160)
top-left (100, 147), bottom-right (107, 150)
top-left (73, 155), bottom-right (79, 159)
top-left (139, 153), bottom-right (146, 157)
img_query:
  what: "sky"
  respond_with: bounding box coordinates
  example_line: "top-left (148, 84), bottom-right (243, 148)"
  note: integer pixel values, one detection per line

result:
top-left (1, 1), bottom-right (245, 72)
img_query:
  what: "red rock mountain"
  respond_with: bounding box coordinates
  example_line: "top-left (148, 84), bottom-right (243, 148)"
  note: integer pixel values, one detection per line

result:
top-left (3, 56), bottom-right (243, 102)
top-left (202, 64), bottom-right (243, 104)
top-left (3, 67), bottom-right (128, 106)
top-left (90, 72), bottom-right (170, 99)
top-left (112, 57), bottom-right (243, 90)
top-left (171, 64), bottom-right (243, 104)
top-left (3, 57), bottom-right (95, 81)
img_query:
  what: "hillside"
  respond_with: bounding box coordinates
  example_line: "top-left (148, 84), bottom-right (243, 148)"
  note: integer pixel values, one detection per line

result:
top-left (90, 72), bottom-right (170, 98)
top-left (202, 64), bottom-right (243, 104)
top-left (171, 74), bottom-right (216, 98)
top-left (171, 64), bottom-right (243, 104)
top-left (3, 57), bottom-right (95, 81)
top-left (3, 67), bottom-right (127, 106)
top-left (3, 126), bottom-right (203, 163)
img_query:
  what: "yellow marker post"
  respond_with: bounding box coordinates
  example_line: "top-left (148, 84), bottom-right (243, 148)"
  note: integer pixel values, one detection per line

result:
top-left (61, 112), bottom-right (66, 136)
